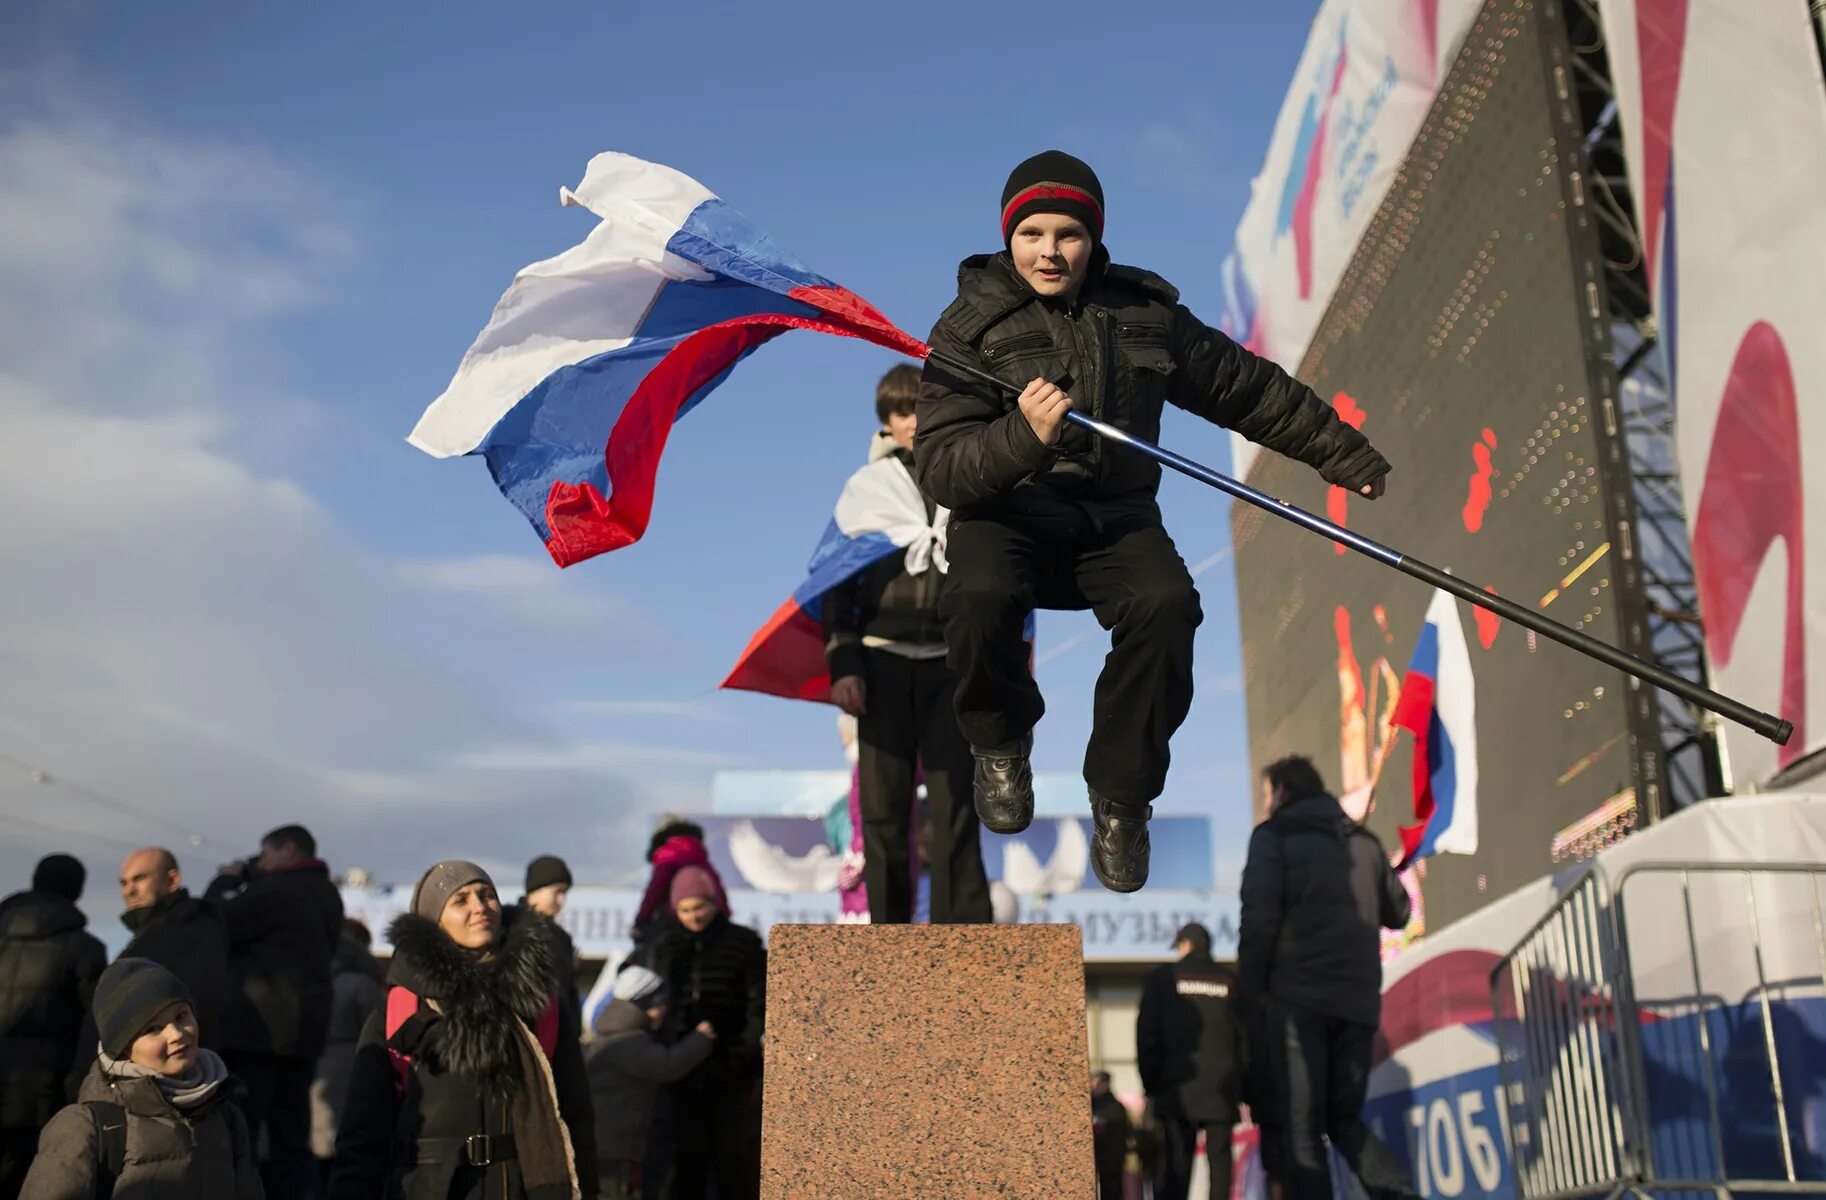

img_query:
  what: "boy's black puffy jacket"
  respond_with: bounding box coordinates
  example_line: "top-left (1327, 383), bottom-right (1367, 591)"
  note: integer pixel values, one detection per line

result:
top-left (821, 444), bottom-right (947, 682)
top-left (915, 250), bottom-right (1389, 519)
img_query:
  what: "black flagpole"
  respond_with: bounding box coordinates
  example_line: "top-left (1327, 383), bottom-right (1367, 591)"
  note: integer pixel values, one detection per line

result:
top-left (923, 348), bottom-right (1791, 747)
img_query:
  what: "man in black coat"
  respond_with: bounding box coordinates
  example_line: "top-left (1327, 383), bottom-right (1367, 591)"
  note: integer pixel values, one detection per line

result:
top-left (0, 853), bottom-right (106, 1199)
top-left (207, 823), bottom-right (344, 1200)
top-left (1138, 922), bottom-right (1242, 1200)
top-left (116, 846), bottom-right (232, 1044)
top-left (916, 150), bottom-right (1391, 892)
top-left (1237, 755), bottom-right (1416, 1200)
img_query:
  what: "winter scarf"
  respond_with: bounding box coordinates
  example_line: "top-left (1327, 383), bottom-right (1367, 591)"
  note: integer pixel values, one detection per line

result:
top-left (386, 912), bottom-right (578, 1199)
top-left (98, 1045), bottom-right (230, 1110)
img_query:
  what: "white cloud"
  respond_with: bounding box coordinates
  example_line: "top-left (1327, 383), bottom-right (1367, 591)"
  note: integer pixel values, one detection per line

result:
top-left (1203, 671), bottom-right (1243, 695)
top-left (0, 99), bottom-right (686, 891)
top-left (552, 698), bottom-right (728, 723)
top-left (0, 112), bottom-right (353, 427)
top-left (1132, 125), bottom-right (1228, 195)
top-left (396, 553), bottom-right (668, 647)
top-left (452, 741), bottom-right (747, 772)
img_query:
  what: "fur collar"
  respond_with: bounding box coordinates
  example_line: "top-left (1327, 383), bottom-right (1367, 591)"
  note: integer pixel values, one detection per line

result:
top-left (385, 911), bottom-right (560, 1088)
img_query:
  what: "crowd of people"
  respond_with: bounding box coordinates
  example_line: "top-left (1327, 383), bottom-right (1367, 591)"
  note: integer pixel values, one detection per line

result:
top-left (0, 749), bottom-right (1413, 1200)
top-left (0, 820), bottom-right (762, 1200)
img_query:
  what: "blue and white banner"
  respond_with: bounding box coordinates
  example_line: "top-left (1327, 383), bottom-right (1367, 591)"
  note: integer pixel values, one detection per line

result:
top-left (340, 883), bottom-right (1238, 963)
top-left (1220, 0), bottom-right (1485, 480)
top-left (693, 814), bottom-right (1215, 897)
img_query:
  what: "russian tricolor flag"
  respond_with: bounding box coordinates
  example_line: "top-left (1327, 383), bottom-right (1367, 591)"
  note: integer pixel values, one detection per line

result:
top-left (721, 454), bottom-right (947, 704)
top-left (1393, 589), bottom-right (1480, 864)
top-left (410, 153), bottom-right (927, 567)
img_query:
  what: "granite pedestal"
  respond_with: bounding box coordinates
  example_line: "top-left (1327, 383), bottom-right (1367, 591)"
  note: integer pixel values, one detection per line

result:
top-left (760, 923), bottom-right (1094, 1199)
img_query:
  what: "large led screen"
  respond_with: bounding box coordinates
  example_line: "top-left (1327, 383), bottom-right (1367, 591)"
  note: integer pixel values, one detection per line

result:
top-left (1233, 0), bottom-right (1663, 934)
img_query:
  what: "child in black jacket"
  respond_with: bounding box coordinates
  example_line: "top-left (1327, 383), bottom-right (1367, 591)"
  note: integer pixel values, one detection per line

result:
top-left (916, 150), bottom-right (1391, 892)
top-left (822, 364), bottom-right (993, 925)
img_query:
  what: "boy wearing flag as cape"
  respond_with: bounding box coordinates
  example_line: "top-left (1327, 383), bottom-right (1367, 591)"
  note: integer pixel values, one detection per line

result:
top-left (917, 151), bottom-right (1393, 893)
top-left (821, 365), bottom-right (993, 925)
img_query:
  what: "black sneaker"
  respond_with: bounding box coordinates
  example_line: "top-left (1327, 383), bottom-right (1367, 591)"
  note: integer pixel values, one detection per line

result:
top-left (1089, 792), bottom-right (1152, 893)
top-left (971, 736), bottom-right (1035, 834)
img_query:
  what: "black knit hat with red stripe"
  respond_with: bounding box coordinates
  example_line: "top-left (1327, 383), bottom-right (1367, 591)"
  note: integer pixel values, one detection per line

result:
top-left (1000, 150), bottom-right (1105, 245)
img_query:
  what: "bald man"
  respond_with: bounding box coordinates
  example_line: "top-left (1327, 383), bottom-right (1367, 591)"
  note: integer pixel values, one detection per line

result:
top-left (116, 847), bottom-right (232, 1044)
top-left (120, 847), bottom-right (180, 911)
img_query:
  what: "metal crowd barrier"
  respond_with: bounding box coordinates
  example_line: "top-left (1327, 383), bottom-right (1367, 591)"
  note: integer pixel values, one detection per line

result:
top-left (1492, 860), bottom-right (1826, 1200)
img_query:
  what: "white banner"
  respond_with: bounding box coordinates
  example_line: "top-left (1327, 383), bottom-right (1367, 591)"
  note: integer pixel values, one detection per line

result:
top-left (1219, 0), bottom-right (1486, 479)
top-left (1598, 0), bottom-right (1826, 787)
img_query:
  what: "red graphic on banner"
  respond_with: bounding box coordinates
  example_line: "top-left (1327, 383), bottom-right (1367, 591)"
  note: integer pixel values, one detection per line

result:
top-left (1636, 0), bottom-right (1690, 291)
top-left (1462, 428), bottom-right (1498, 532)
top-left (1327, 393), bottom-right (1370, 554)
top-left (1417, 0), bottom-right (1441, 84)
top-left (1691, 321), bottom-right (1807, 766)
top-left (1294, 44), bottom-right (1353, 299)
top-left (1473, 586), bottom-right (1501, 649)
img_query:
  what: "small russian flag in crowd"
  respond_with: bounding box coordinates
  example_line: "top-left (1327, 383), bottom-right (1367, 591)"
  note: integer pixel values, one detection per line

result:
top-left (721, 455), bottom-right (948, 703)
top-left (1392, 589), bottom-right (1480, 865)
top-left (409, 153), bottom-right (927, 567)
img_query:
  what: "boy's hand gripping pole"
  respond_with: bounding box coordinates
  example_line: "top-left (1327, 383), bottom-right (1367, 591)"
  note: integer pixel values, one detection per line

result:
top-left (921, 347), bottom-right (1793, 747)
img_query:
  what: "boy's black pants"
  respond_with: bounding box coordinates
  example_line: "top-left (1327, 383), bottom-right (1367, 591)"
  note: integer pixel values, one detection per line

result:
top-left (940, 510), bottom-right (1202, 807)
top-left (857, 649), bottom-right (993, 924)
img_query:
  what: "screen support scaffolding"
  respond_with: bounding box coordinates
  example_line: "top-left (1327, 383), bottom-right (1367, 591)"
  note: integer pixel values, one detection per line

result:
top-left (1559, 0), bottom-right (1729, 809)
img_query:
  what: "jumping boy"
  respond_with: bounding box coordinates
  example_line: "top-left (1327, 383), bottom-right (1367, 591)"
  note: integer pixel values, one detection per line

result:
top-left (821, 364), bottom-right (993, 924)
top-left (916, 150), bottom-right (1391, 893)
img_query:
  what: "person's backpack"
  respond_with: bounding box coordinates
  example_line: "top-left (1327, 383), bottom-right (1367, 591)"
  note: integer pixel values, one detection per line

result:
top-left (383, 985), bottom-right (562, 1097)
top-left (87, 1101), bottom-right (127, 1193)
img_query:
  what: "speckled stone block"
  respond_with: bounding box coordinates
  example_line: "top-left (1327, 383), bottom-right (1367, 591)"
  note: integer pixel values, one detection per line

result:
top-left (760, 923), bottom-right (1094, 1200)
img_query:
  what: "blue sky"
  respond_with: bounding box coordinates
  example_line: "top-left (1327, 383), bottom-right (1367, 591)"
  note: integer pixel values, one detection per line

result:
top-left (0, 1), bottom-right (1321, 894)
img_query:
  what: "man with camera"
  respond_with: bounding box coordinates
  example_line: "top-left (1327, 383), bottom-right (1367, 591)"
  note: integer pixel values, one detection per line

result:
top-left (207, 824), bottom-right (343, 1200)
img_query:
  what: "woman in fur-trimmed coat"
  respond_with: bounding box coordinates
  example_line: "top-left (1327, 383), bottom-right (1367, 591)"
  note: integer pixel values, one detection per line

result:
top-left (326, 861), bottom-right (597, 1200)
